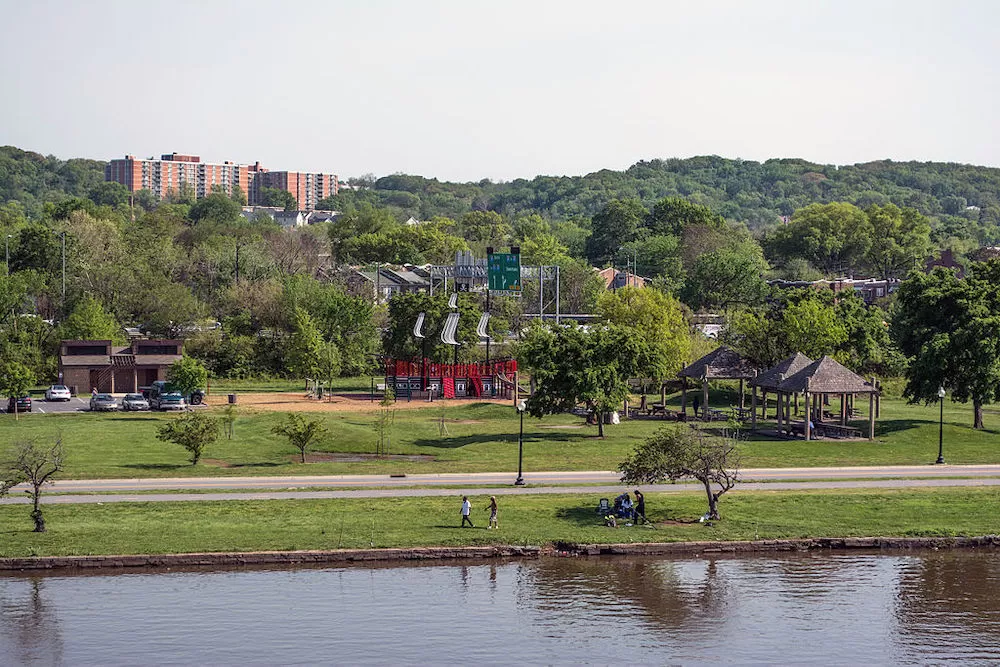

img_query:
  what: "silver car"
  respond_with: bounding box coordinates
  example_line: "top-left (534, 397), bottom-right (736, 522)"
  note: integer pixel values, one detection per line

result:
top-left (121, 393), bottom-right (150, 411)
top-left (89, 393), bottom-right (119, 412)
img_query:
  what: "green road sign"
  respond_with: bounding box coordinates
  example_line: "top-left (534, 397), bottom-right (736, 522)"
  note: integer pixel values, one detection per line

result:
top-left (487, 252), bottom-right (521, 296)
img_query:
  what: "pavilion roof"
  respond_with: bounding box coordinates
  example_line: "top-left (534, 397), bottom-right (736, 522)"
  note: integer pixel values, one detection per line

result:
top-left (775, 355), bottom-right (875, 394)
top-left (677, 346), bottom-right (755, 380)
top-left (750, 352), bottom-right (814, 390)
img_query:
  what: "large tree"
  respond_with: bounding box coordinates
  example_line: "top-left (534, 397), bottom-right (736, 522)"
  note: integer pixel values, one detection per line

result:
top-left (519, 322), bottom-right (647, 437)
top-left (681, 237), bottom-right (768, 310)
top-left (585, 199), bottom-right (645, 266)
top-left (596, 286), bottom-right (690, 380)
top-left (892, 261), bottom-right (1000, 429)
top-left (645, 197), bottom-right (725, 236)
top-left (619, 425), bottom-right (740, 520)
top-left (59, 296), bottom-right (125, 343)
top-left (765, 202), bottom-right (869, 275)
top-left (862, 204), bottom-right (932, 279)
top-left (167, 355), bottom-right (209, 398)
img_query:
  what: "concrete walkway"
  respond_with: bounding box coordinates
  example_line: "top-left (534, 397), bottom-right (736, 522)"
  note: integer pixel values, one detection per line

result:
top-left (3, 465), bottom-right (1000, 505)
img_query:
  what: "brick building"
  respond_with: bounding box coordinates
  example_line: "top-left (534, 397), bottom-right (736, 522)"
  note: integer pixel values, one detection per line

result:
top-left (59, 339), bottom-right (184, 394)
top-left (105, 153), bottom-right (338, 210)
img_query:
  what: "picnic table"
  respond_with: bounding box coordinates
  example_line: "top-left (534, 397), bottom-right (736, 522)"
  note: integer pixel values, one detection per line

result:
top-left (789, 422), bottom-right (861, 439)
top-left (730, 406), bottom-right (753, 421)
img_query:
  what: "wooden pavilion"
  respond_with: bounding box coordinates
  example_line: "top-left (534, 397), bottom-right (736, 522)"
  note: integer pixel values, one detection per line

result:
top-left (677, 346), bottom-right (756, 421)
top-left (748, 352), bottom-right (814, 432)
top-left (774, 355), bottom-right (879, 440)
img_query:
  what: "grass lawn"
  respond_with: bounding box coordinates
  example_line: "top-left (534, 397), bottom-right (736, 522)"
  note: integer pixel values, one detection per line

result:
top-left (0, 392), bottom-right (997, 479)
top-left (1, 487), bottom-right (998, 558)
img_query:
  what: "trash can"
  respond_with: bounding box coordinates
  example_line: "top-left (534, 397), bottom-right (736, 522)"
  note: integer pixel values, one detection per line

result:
top-left (228, 393), bottom-right (237, 404)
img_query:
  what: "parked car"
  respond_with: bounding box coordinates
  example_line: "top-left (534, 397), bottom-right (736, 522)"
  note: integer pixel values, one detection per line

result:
top-left (147, 380), bottom-right (204, 406)
top-left (45, 385), bottom-right (72, 401)
top-left (152, 392), bottom-right (187, 411)
top-left (89, 393), bottom-right (119, 412)
top-left (121, 393), bottom-right (150, 411)
top-left (6, 396), bottom-right (31, 413)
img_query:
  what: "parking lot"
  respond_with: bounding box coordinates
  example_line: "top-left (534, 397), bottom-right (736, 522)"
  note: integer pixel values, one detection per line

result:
top-left (3, 396), bottom-right (92, 414)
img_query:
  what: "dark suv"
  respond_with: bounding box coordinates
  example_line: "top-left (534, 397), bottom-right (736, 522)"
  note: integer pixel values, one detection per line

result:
top-left (7, 396), bottom-right (31, 413)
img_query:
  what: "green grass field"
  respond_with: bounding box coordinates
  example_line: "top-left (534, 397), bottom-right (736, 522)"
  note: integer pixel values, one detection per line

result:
top-left (1, 487), bottom-right (998, 558)
top-left (0, 392), bottom-right (997, 479)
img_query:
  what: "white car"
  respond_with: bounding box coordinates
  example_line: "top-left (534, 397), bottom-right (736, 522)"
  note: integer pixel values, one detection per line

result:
top-left (45, 385), bottom-right (72, 401)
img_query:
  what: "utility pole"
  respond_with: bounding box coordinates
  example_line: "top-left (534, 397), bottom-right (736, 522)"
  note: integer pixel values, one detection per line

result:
top-left (60, 231), bottom-right (66, 302)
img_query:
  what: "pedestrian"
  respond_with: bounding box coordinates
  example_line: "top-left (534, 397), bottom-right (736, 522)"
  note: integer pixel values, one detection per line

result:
top-left (634, 489), bottom-right (647, 525)
top-left (91, 387), bottom-right (98, 397)
top-left (692, 394), bottom-right (700, 417)
top-left (486, 495), bottom-right (499, 530)
top-left (460, 496), bottom-right (474, 528)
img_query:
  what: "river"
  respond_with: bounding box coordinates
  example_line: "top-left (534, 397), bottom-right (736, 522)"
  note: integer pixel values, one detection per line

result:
top-left (2, 550), bottom-right (999, 665)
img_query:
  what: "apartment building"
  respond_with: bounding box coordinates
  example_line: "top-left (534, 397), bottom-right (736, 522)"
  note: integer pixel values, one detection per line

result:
top-left (105, 153), bottom-right (338, 210)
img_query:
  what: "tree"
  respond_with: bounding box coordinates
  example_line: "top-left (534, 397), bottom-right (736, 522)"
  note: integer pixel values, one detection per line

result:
top-left (156, 412), bottom-right (220, 465)
top-left (682, 238), bottom-right (768, 310)
top-left (892, 262), bottom-right (1000, 429)
top-left (519, 322), bottom-right (648, 437)
top-left (167, 355), bottom-right (208, 398)
top-left (258, 187), bottom-right (297, 211)
top-left (0, 360), bottom-right (36, 421)
top-left (287, 306), bottom-right (324, 378)
top-left (862, 204), bottom-right (932, 279)
top-left (317, 340), bottom-right (342, 393)
top-left (59, 296), bottom-right (124, 343)
top-left (585, 199), bottom-right (645, 265)
top-left (645, 197), bottom-right (725, 236)
top-left (765, 203), bottom-right (869, 275)
top-left (189, 193), bottom-right (242, 225)
top-left (272, 413), bottom-right (328, 463)
top-left (619, 425), bottom-right (740, 520)
top-left (1, 437), bottom-right (66, 532)
top-left (780, 298), bottom-right (848, 361)
top-left (596, 286), bottom-right (690, 381)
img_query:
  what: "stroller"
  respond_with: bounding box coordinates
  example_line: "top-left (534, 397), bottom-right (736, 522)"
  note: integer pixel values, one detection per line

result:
top-left (612, 492), bottom-right (634, 520)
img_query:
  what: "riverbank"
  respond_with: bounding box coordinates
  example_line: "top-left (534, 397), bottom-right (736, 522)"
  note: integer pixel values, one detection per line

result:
top-left (2, 487), bottom-right (999, 561)
top-left (3, 536), bottom-right (999, 572)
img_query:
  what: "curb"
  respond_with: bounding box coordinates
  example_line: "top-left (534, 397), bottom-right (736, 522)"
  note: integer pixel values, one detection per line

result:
top-left (2, 536), bottom-right (999, 571)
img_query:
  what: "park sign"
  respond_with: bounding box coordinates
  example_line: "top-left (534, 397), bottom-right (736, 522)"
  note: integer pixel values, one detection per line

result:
top-left (487, 252), bottom-right (521, 296)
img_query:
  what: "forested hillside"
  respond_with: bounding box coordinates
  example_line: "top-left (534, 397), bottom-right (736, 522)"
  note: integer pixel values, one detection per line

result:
top-left (0, 146), bottom-right (106, 218)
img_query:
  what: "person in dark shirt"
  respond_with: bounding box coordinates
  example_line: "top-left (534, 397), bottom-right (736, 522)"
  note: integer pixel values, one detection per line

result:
top-left (633, 490), bottom-right (647, 525)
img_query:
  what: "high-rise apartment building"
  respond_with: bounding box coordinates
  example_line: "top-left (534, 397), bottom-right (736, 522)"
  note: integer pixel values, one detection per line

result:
top-left (105, 153), bottom-right (338, 210)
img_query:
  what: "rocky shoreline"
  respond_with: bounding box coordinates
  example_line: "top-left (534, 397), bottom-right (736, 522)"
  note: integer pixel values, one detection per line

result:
top-left (2, 536), bottom-right (999, 572)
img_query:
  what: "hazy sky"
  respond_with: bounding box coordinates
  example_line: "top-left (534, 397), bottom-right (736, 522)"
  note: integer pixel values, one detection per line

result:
top-left (2, 0), bottom-right (998, 181)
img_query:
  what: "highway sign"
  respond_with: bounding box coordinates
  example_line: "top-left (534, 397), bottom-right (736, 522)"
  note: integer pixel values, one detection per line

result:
top-left (487, 252), bottom-right (521, 295)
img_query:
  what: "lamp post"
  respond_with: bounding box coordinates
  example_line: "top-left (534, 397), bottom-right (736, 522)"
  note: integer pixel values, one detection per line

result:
top-left (514, 399), bottom-right (526, 485)
top-left (936, 386), bottom-right (946, 464)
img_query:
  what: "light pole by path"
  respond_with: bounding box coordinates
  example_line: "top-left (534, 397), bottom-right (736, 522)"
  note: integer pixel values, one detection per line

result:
top-left (936, 386), bottom-right (946, 464)
top-left (514, 399), bottom-right (526, 485)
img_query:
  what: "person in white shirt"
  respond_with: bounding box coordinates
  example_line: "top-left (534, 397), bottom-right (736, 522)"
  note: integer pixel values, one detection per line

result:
top-left (460, 496), bottom-right (474, 528)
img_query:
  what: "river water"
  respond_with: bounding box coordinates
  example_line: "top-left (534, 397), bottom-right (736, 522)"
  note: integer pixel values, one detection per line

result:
top-left (2, 550), bottom-right (999, 665)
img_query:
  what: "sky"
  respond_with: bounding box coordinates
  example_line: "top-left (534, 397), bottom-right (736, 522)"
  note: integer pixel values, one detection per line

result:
top-left (2, 0), bottom-right (998, 182)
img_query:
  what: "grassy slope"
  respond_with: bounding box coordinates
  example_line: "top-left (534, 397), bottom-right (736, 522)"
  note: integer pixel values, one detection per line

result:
top-left (0, 395), bottom-right (996, 479)
top-left (1, 488), bottom-right (999, 558)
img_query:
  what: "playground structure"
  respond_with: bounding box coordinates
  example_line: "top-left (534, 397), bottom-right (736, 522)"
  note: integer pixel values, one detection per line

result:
top-left (384, 358), bottom-right (520, 403)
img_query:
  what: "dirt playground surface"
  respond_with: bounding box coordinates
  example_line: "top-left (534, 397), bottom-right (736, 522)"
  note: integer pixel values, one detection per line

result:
top-left (204, 392), bottom-right (515, 413)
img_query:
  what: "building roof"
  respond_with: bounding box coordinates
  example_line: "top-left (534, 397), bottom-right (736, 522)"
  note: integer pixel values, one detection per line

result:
top-left (678, 346), bottom-right (756, 380)
top-left (775, 355), bottom-right (875, 394)
top-left (750, 352), bottom-right (814, 390)
top-left (133, 355), bottom-right (183, 366)
top-left (59, 355), bottom-right (111, 367)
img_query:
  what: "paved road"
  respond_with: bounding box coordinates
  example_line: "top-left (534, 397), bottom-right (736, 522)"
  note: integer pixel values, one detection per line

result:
top-left (3, 477), bottom-right (1000, 505)
top-left (14, 464), bottom-right (1000, 493)
top-left (3, 465), bottom-right (1000, 505)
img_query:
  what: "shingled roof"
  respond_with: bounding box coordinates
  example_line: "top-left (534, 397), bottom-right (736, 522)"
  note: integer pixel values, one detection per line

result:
top-left (678, 346), bottom-right (755, 380)
top-left (750, 352), bottom-right (814, 390)
top-left (775, 355), bottom-right (875, 394)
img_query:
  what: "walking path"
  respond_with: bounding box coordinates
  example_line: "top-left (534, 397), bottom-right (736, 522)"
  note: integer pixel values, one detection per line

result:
top-left (3, 465), bottom-right (1000, 505)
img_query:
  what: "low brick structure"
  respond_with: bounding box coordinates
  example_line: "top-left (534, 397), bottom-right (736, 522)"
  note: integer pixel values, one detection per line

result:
top-left (59, 339), bottom-right (183, 394)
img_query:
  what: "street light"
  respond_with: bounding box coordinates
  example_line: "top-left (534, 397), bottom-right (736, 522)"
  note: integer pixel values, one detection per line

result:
top-left (514, 399), bottom-right (527, 485)
top-left (936, 386), bottom-right (946, 464)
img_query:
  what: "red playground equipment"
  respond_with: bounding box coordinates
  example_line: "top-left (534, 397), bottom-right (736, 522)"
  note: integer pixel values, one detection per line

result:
top-left (384, 358), bottom-right (519, 402)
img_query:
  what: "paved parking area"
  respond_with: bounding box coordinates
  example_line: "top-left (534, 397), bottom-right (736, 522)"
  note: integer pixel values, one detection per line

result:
top-left (3, 396), bottom-right (91, 414)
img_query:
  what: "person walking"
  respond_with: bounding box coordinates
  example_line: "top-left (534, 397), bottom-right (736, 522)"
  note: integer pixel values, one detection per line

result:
top-left (486, 496), bottom-right (499, 530)
top-left (460, 496), bottom-right (474, 528)
top-left (633, 489), bottom-right (647, 525)
top-left (692, 394), bottom-right (700, 418)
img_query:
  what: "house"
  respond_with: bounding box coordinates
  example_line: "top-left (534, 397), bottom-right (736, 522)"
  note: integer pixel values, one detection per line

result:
top-left (925, 248), bottom-right (965, 278)
top-left (352, 267), bottom-right (430, 302)
top-left (273, 211), bottom-right (308, 228)
top-left (596, 267), bottom-right (646, 290)
top-left (768, 278), bottom-right (899, 304)
top-left (59, 339), bottom-right (184, 394)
